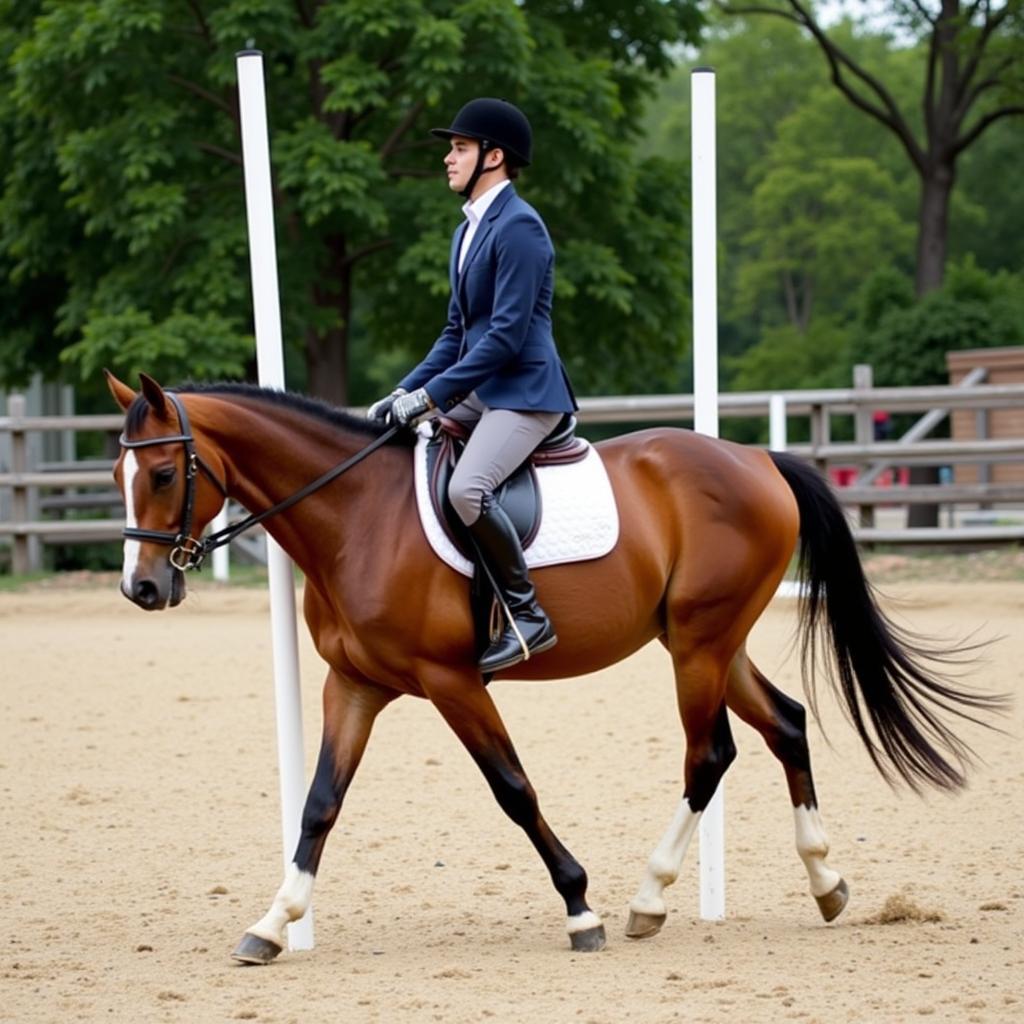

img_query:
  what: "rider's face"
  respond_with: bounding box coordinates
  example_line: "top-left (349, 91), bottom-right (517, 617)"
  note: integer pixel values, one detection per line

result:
top-left (444, 137), bottom-right (504, 197)
top-left (444, 137), bottom-right (479, 194)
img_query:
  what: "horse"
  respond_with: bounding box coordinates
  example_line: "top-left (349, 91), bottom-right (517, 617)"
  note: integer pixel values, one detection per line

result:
top-left (106, 371), bottom-right (1000, 964)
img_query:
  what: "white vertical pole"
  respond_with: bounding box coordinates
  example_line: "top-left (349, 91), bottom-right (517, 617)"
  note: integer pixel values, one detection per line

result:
top-left (212, 507), bottom-right (230, 582)
top-left (769, 397), bottom-right (805, 598)
top-left (691, 66), bottom-right (725, 922)
top-left (236, 50), bottom-right (314, 952)
top-left (769, 394), bottom-right (787, 452)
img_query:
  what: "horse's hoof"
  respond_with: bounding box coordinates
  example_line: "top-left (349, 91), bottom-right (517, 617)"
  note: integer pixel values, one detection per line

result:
top-left (569, 924), bottom-right (607, 952)
top-left (231, 932), bottom-right (283, 965)
top-left (625, 910), bottom-right (666, 939)
top-left (815, 878), bottom-right (850, 923)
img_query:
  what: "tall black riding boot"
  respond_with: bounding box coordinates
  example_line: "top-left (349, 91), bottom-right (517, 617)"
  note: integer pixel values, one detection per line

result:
top-left (468, 494), bottom-right (557, 673)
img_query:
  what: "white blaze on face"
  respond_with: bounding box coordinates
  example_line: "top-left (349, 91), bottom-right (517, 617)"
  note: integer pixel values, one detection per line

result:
top-left (121, 450), bottom-right (141, 590)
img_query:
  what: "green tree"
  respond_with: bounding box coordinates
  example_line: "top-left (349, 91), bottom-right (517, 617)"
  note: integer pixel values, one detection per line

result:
top-left (738, 152), bottom-right (912, 331)
top-left (643, 14), bottom-right (920, 388)
top-left (950, 111), bottom-right (1024, 271)
top-left (1, 0), bottom-right (702, 404)
top-left (861, 257), bottom-right (1024, 385)
top-left (719, 1), bottom-right (1024, 295)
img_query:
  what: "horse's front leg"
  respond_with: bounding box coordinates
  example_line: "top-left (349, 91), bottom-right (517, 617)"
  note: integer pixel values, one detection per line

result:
top-left (232, 670), bottom-right (395, 964)
top-left (424, 668), bottom-right (606, 952)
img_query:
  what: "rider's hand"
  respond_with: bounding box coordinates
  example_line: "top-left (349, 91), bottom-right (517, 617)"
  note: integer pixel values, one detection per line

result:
top-left (366, 388), bottom-right (406, 423)
top-left (389, 387), bottom-right (435, 427)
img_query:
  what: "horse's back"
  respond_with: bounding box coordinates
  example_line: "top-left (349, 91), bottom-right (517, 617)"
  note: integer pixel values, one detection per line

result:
top-left (597, 427), bottom-right (797, 534)
top-left (596, 427), bottom-right (799, 615)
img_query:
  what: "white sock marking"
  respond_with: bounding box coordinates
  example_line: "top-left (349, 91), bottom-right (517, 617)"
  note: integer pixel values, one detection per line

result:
top-left (566, 910), bottom-right (602, 934)
top-left (246, 863), bottom-right (315, 948)
top-left (630, 798), bottom-right (701, 917)
top-left (794, 805), bottom-right (841, 897)
top-left (121, 451), bottom-right (141, 590)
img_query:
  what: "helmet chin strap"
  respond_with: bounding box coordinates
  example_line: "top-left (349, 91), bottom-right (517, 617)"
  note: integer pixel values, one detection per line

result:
top-left (459, 141), bottom-right (504, 199)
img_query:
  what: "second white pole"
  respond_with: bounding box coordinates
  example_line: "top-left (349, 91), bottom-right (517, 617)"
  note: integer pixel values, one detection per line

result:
top-left (691, 66), bottom-right (725, 922)
top-left (236, 49), bottom-right (314, 952)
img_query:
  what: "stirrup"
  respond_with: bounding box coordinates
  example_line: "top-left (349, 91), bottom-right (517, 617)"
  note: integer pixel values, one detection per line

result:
top-left (479, 621), bottom-right (558, 673)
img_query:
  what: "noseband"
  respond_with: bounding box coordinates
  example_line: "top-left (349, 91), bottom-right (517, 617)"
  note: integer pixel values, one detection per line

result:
top-left (119, 392), bottom-right (399, 572)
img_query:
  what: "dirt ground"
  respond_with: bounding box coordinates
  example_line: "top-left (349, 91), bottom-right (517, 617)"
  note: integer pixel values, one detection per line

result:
top-left (1, 574), bottom-right (1022, 1023)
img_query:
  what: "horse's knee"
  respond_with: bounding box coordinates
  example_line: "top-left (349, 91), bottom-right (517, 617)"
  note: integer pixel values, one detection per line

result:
top-left (684, 737), bottom-right (736, 811)
top-left (300, 751), bottom-right (348, 838)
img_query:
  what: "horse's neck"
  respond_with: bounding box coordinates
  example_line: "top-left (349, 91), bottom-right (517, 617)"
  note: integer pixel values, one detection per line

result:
top-left (198, 397), bottom-right (404, 576)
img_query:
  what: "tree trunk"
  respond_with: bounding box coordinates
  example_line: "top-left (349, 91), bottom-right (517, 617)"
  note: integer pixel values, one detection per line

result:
top-left (305, 235), bottom-right (351, 406)
top-left (908, 168), bottom-right (953, 526)
top-left (914, 162), bottom-right (955, 298)
top-left (909, 165), bottom-right (954, 525)
top-left (305, 322), bottom-right (348, 406)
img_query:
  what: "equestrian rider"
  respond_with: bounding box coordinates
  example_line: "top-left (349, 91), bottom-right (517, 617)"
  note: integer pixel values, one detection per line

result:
top-left (367, 97), bottom-right (578, 675)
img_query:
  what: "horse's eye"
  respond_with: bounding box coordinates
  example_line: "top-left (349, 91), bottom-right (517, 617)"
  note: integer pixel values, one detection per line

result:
top-left (153, 466), bottom-right (176, 489)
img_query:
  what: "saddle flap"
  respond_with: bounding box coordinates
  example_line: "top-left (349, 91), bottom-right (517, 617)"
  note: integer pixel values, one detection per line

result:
top-left (426, 428), bottom-right (541, 560)
top-left (413, 423), bottom-right (619, 581)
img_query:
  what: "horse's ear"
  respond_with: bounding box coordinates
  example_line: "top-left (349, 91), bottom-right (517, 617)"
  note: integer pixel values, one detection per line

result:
top-left (138, 373), bottom-right (170, 419)
top-left (104, 369), bottom-right (137, 412)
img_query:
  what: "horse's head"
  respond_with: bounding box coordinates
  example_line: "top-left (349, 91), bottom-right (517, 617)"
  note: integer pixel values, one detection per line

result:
top-left (107, 371), bottom-right (227, 610)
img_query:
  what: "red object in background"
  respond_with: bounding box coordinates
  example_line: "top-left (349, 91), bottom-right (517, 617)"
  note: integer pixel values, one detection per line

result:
top-left (829, 466), bottom-right (909, 487)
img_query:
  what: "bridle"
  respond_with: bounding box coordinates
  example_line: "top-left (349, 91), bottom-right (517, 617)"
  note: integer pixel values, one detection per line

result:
top-left (119, 391), bottom-right (398, 572)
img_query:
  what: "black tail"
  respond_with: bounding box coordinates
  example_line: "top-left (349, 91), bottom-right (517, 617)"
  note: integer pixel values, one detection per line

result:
top-left (769, 450), bottom-right (1006, 792)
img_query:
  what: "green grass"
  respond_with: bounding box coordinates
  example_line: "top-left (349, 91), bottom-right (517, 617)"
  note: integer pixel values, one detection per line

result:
top-left (0, 562), bottom-right (298, 593)
top-left (0, 570), bottom-right (53, 592)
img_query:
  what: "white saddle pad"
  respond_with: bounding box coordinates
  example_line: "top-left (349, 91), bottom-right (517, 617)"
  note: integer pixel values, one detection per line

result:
top-left (413, 424), bottom-right (619, 578)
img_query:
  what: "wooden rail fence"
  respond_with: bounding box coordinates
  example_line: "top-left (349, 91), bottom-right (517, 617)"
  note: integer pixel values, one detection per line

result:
top-left (2, 372), bottom-right (1023, 573)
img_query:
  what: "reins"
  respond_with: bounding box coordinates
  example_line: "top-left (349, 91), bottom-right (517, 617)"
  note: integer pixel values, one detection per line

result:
top-left (120, 391), bottom-right (398, 571)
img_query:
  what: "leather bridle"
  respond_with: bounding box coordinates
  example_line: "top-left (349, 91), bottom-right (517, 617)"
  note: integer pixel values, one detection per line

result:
top-left (119, 392), bottom-right (398, 572)
top-left (120, 392), bottom-right (228, 571)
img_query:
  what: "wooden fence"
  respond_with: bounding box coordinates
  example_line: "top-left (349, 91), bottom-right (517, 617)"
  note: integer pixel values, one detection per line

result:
top-left (2, 372), bottom-right (1023, 573)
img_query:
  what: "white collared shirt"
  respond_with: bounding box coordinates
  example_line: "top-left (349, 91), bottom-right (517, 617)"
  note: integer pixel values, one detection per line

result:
top-left (457, 178), bottom-right (511, 274)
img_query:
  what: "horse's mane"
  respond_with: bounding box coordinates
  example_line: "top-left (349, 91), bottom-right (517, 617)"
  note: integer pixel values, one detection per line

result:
top-left (124, 381), bottom-right (416, 447)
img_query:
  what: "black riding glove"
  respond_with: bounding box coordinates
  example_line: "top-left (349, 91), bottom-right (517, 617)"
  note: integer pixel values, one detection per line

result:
top-left (389, 387), bottom-right (434, 426)
top-left (366, 388), bottom-right (406, 423)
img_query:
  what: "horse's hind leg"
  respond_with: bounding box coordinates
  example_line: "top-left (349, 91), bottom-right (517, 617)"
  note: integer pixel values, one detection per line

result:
top-left (424, 668), bottom-right (606, 952)
top-left (725, 652), bottom-right (849, 922)
top-left (232, 670), bottom-right (395, 964)
top-left (627, 648), bottom-right (737, 939)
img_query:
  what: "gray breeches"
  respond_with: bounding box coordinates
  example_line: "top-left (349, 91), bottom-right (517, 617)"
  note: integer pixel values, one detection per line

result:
top-left (445, 393), bottom-right (562, 526)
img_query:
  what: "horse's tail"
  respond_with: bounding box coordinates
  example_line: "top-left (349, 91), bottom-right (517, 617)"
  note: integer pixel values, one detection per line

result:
top-left (768, 450), bottom-right (1006, 792)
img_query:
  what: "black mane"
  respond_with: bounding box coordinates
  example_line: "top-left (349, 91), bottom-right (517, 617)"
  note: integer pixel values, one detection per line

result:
top-left (124, 381), bottom-right (415, 447)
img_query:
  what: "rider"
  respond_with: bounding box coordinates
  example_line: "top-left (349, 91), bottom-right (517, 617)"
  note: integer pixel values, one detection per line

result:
top-left (367, 97), bottom-right (577, 674)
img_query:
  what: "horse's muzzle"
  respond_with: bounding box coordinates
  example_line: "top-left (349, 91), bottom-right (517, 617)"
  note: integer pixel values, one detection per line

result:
top-left (121, 570), bottom-right (185, 610)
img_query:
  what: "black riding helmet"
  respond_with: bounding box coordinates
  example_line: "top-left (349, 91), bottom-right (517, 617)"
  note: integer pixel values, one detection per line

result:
top-left (431, 97), bottom-right (532, 198)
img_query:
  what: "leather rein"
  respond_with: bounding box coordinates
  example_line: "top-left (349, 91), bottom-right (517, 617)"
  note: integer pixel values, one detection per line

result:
top-left (119, 391), bottom-right (398, 571)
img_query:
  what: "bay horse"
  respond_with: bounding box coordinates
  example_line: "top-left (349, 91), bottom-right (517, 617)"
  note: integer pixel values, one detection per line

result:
top-left (106, 371), bottom-right (999, 964)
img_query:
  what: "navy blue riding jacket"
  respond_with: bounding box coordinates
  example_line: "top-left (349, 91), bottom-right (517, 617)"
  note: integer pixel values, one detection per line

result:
top-left (399, 185), bottom-right (577, 415)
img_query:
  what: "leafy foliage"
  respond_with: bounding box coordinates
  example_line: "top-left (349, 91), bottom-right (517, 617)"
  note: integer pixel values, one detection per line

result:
top-left (716, 0), bottom-right (1024, 295)
top-left (0, 0), bottom-right (703, 405)
top-left (644, 9), bottom-right (1024, 401)
top-left (861, 258), bottom-right (1024, 386)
